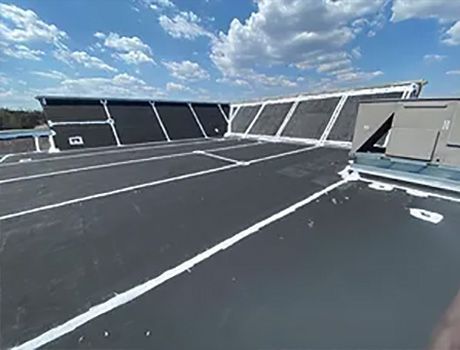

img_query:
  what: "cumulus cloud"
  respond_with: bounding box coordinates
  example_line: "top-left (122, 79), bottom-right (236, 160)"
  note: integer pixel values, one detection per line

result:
top-left (159, 11), bottom-right (214, 40)
top-left (0, 2), bottom-right (68, 62)
top-left (146, 0), bottom-right (176, 11)
top-left (392, 0), bottom-right (460, 46)
top-left (54, 49), bottom-right (118, 72)
top-left (443, 21), bottom-right (460, 46)
top-left (166, 82), bottom-right (191, 92)
top-left (210, 0), bottom-right (386, 89)
top-left (1, 43), bottom-right (44, 60)
top-left (423, 54), bottom-right (447, 63)
top-left (31, 70), bottom-right (68, 80)
top-left (41, 73), bottom-right (164, 98)
top-left (163, 60), bottom-right (210, 81)
top-left (0, 2), bottom-right (67, 44)
top-left (94, 32), bottom-right (155, 64)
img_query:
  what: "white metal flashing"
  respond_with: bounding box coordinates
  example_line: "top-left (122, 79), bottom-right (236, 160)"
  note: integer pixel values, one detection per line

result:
top-left (101, 100), bottom-right (122, 147)
top-left (188, 103), bottom-right (208, 138)
top-left (217, 104), bottom-right (229, 122)
top-left (319, 94), bottom-right (349, 144)
top-left (276, 99), bottom-right (301, 137)
top-left (244, 103), bottom-right (267, 136)
top-left (150, 102), bottom-right (171, 142)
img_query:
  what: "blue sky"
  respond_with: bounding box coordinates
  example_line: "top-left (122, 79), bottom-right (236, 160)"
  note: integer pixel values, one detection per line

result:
top-left (0, 0), bottom-right (459, 110)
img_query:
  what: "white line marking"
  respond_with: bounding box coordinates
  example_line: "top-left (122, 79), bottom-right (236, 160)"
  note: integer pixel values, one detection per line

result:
top-left (0, 164), bottom-right (239, 222)
top-left (0, 139), bottom-right (223, 168)
top-left (1, 142), bottom-right (313, 221)
top-left (0, 154), bottom-right (13, 163)
top-left (0, 142), bottom-right (259, 185)
top-left (194, 150), bottom-right (246, 165)
top-left (247, 145), bottom-right (318, 164)
top-left (10, 176), bottom-right (350, 350)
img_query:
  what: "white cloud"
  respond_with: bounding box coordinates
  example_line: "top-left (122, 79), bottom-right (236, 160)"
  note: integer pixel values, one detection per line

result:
top-left (148, 0), bottom-right (175, 10)
top-left (423, 54), bottom-right (447, 63)
top-left (0, 73), bottom-right (10, 86)
top-left (54, 49), bottom-right (118, 72)
top-left (391, 0), bottom-right (460, 22)
top-left (211, 0), bottom-right (385, 78)
top-left (446, 70), bottom-right (460, 75)
top-left (94, 32), bottom-right (155, 65)
top-left (163, 60), bottom-right (210, 81)
top-left (32, 70), bottom-right (68, 80)
top-left (41, 73), bottom-right (164, 98)
top-left (166, 82), bottom-right (191, 92)
top-left (159, 11), bottom-right (214, 40)
top-left (392, 0), bottom-right (460, 46)
top-left (0, 88), bottom-right (13, 98)
top-left (443, 21), bottom-right (460, 46)
top-left (102, 32), bottom-right (151, 53)
top-left (0, 2), bottom-right (67, 44)
top-left (114, 51), bottom-right (154, 65)
top-left (2, 43), bottom-right (44, 60)
top-left (94, 32), bottom-right (106, 40)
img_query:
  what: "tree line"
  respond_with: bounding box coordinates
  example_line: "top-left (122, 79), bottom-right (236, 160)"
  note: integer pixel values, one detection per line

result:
top-left (0, 108), bottom-right (46, 130)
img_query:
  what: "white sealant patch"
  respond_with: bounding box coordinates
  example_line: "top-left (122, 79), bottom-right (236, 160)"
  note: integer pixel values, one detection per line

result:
top-left (338, 165), bottom-right (361, 182)
top-left (405, 189), bottom-right (430, 198)
top-left (409, 208), bottom-right (444, 224)
top-left (368, 181), bottom-right (394, 192)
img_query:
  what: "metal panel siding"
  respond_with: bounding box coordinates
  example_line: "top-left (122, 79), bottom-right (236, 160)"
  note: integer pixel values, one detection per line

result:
top-left (447, 111), bottom-right (460, 147)
top-left (386, 128), bottom-right (439, 161)
top-left (249, 103), bottom-right (293, 136)
top-left (192, 103), bottom-right (227, 137)
top-left (155, 102), bottom-right (203, 140)
top-left (283, 98), bottom-right (340, 139)
top-left (329, 92), bottom-right (403, 142)
top-left (231, 105), bottom-right (261, 133)
top-left (43, 101), bottom-right (107, 122)
top-left (222, 105), bottom-right (230, 119)
top-left (108, 103), bottom-right (166, 144)
top-left (53, 124), bottom-right (117, 150)
top-left (351, 102), bottom-right (399, 154)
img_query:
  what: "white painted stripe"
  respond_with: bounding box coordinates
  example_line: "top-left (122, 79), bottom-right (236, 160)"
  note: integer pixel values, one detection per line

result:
top-left (194, 150), bottom-right (244, 165)
top-left (0, 142), bottom-right (259, 185)
top-left (247, 145), bottom-right (318, 164)
top-left (10, 177), bottom-right (349, 350)
top-left (0, 154), bottom-right (13, 163)
top-left (0, 138), bottom-right (219, 168)
top-left (0, 164), bottom-right (239, 222)
top-left (205, 140), bottom-right (262, 152)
